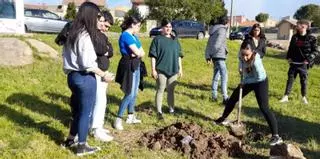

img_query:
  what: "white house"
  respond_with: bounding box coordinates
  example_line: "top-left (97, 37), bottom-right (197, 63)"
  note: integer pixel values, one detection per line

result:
top-left (131, 0), bottom-right (149, 18)
top-left (0, 0), bottom-right (25, 34)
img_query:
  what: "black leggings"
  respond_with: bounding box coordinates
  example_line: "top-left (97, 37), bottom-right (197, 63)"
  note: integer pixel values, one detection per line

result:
top-left (221, 78), bottom-right (279, 135)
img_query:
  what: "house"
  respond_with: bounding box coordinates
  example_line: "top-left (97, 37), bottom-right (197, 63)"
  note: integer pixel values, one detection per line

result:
top-left (0, 0), bottom-right (25, 34)
top-left (62, 0), bottom-right (106, 7)
top-left (131, 0), bottom-right (149, 18)
top-left (264, 18), bottom-right (278, 28)
top-left (277, 18), bottom-right (297, 40)
top-left (228, 15), bottom-right (247, 26)
top-left (239, 20), bottom-right (258, 27)
top-left (109, 6), bottom-right (130, 22)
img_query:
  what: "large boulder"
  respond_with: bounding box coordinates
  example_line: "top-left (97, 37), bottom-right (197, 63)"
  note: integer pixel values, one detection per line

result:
top-left (26, 39), bottom-right (58, 59)
top-left (0, 38), bottom-right (33, 66)
top-left (270, 143), bottom-right (306, 159)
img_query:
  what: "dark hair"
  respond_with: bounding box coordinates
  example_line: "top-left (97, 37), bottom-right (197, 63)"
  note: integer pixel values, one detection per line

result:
top-left (296, 19), bottom-right (311, 34)
top-left (161, 19), bottom-right (171, 27)
top-left (217, 16), bottom-right (228, 25)
top-left (240, 40), bottom-right (256, 72)
top-left (249, 23), bottom-right (265, 38)
top-left (102, 10), bottom-right (114, 25)
top-left (120, 16), bottom-right (141, 32)
top-left (67, 2), bottom-right (100, 48)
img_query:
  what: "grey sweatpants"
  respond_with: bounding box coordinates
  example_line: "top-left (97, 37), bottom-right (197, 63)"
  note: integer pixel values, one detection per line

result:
top-left (156, 73), bottom-right (178, 113)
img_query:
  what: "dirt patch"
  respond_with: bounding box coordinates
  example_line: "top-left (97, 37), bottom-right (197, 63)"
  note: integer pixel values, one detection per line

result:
top-left (139, 122), bottom-right (252, 159)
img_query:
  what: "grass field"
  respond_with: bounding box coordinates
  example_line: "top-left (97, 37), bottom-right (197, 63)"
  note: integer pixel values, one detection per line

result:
top-left (0, 33), bottom-right (319, 159)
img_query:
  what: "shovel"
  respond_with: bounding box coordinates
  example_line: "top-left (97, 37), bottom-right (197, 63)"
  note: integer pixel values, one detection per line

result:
top-left (229, 69), bottom-right (246, 137)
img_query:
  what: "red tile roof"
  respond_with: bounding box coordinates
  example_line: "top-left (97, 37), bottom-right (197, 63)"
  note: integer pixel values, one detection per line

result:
top-left (62, 0), bottom-right (105, 7)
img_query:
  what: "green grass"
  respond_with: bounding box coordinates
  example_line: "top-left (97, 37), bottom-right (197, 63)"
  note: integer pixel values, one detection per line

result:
top-left (0, 33), bottom-right (319, 158)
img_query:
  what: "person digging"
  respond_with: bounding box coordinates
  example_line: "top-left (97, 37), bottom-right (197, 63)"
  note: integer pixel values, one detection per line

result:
top-left (214, 40), bottom-right (283, 146)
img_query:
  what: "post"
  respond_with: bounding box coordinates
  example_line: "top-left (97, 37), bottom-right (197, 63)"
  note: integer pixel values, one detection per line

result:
top-left (15, 0), bottom-right (25, 34)
top-left (229, 0), bottom-right (233, 31)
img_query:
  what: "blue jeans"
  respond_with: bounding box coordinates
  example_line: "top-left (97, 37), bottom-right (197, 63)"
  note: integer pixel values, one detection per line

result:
top-left (117, 67), bottom-right (140, 118)
top-left (67, 71), bottom-right (96, 143)
top-left (212, 60), bottom-right (228, 100)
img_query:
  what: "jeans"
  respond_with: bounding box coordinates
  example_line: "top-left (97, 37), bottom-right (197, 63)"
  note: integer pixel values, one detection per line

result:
top-left (284, 64), bottom-right (308, 96)
top-left (212, 60), bottom-right (228, 100)
top-left (117, 67), bottom-right (140, 118)
top-left (155, 73), bottom-right (178, 113)
top-left (67, 71), bottom-right (96, 143)
top-left (91, 75), bottom-right (108, 129)
top-left (221, 78), bottom-right (278, 135)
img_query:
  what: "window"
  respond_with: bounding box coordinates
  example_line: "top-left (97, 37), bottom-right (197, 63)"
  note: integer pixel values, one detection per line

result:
top-left (42, 11), bottom-right (59, 19)
top-left (0, 0), bottom-right (16, 19)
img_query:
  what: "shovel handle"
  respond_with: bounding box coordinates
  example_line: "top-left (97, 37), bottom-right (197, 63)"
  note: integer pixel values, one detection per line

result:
top-left (237, 86), bottom-right (243, 125)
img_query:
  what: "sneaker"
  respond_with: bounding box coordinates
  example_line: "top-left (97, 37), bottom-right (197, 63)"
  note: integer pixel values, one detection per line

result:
top-left (302, 96), bottom-right (308, 104)
top-left (212, 96), bottom-right (218, 102)
top-left (93, 129), bottom-right (113, 142)
top-left (61, 139), bottom-right (78, 148)
top-left (169, 107), bottom-right (175, 114)
top-left (279, 95), bottom-right (289, 103)
top-left (126, 114), bottom-right (141, 124)
top-left (213, 117), bottom-right (230, 126)
top-left (270, 135), bottom-right (283, 146)
top-left (157, 112), bottom-right (164, 120)
top-left (222, 97), bottom-right (229, 105)
top-left (114, 117), bottom-right (124, 130)
top-left (76, 143), bottom-right (100, 156)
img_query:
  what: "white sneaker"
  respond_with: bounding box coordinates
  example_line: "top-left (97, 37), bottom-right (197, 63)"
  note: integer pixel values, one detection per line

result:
top-left (169, 107), bottom-right (175, 114)
top-left (114, 117), bottom-right (123, 130)
top-left (93, 129), bottom-right (113, 142)
top-left (101, 128), bottom-right (110, 134)
top-left (302, 96), bottom-right (308, 104)
top-left (279, 95), bottom-right (289, 103)
top-left (126, 114), bottom-right (141, 124)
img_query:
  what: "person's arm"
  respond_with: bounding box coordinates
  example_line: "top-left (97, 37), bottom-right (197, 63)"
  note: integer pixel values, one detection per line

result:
top-left (151, 57), bottom-right (158, 79)
top-left (178, 57), bottom-right (183, 77)
top-left (306, 36), bottom-right (319, 64)
top-left (286, 36), bottom-right (295, 63)
top-left (149, 38), bottom-right (158, 79)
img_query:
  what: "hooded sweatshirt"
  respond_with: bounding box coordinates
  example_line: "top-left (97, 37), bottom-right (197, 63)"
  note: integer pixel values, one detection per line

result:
top-left (205, 24), bottom-right (228, 60)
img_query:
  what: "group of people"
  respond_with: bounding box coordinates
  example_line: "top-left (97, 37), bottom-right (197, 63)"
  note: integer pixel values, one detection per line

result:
top-left (58, 2), bottom-right (319, 156)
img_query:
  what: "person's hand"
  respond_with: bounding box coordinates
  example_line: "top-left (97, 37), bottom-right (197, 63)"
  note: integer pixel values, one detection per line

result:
top-left (178, 69), bottom-right (183, 78)
top-left (206, 58), bottom-right (212, 65)
top-left (152, 69), bottom-right (158, 79)
top-left (239, 69), bottom-right (243, 75)
top-left (303, 60), bottom-right (309, 64)
top-left (102, 72), bottom-right (115, 83)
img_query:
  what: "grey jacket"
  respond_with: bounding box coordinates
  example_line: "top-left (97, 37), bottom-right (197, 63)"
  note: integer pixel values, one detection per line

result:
top-left (205, 24), bottom-right (228, 60)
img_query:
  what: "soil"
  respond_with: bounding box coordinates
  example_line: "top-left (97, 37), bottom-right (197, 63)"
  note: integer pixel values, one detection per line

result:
top-left (138, 122), bottom-right (253, 159)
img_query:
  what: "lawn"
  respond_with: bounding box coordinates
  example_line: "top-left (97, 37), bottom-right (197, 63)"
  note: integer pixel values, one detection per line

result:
top-left (0, 33), bottom-right (319, 159)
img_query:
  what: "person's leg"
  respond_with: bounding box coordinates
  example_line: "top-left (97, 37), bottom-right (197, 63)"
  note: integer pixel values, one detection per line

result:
top-left (128, 67), bottom-right (140, 114)
top-left (167, 74), bottom-right (178, 112)
top-left (253, 79), bottom-right (278, 135)
top-left (155, 73), bottom-right (167, 114)
top-left (218, 60), bottom-right (228, 101)
top-left (284, 65), bottom-right (298, 96)
top-left (298, 65), bottom-right (308, 97)
top-left (91, 75), bottom-right (107, 129)
top-left (212, 61), bottom-right (221, 100)
top-left (77, 73), bottom-right (96, 144)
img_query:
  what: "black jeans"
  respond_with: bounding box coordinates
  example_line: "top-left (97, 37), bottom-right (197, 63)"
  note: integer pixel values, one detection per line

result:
top-left (221, 78), bottom-right (279, 135)
top-left (284, 64), bottom-right (308, 96)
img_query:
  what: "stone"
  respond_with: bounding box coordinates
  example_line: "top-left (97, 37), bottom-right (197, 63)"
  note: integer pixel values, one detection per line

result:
top-left (270, 143), bottom-right (306, 159)
top-left (26, 39), bottom-right (58, 59)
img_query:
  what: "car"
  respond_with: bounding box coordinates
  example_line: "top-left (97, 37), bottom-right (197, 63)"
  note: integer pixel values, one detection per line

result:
top-left (229, 27), bottom-right (252, 40)
top-left (149, 20), bottom-right (206, 39)
top-left (24, 8), bottom-right (68, 33)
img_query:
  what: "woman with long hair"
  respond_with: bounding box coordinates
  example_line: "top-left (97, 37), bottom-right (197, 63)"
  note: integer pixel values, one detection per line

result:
top-left (61, 2), bottom-right (110, 156)
top-left (114, 16), bottom-right (145, 130)
top-left (245, 23), bottom-right (267, 58)
top-left (215, 40), bottom-right (283, 146)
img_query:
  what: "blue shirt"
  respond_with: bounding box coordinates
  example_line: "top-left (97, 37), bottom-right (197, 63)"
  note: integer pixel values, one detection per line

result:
top-left (118, 31), bottom-right (141, 56)
top-left (241, 53), bottom-right (266, 84)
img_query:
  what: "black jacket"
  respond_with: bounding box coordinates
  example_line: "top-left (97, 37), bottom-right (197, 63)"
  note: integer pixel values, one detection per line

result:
top-left (93, 32), bottom-right (113, 71)
top-left (287, 33), bottom-right (319, 65)
top-left (115, 56), bottom-right (141, 95)
top-left (244, 34), bottom-right (267, 58)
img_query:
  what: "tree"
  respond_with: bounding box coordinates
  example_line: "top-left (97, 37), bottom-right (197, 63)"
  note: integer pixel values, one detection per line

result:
top-left (294, 4), bottom-right (320, 27)
top-left (64, 2), bottom-right (76, 20)
top-left (145, 0), bottom-right (226, 25)
top-left (125, 7), bottom-right (142, 20)
top-left (255, 13), bottom-right (269, 23)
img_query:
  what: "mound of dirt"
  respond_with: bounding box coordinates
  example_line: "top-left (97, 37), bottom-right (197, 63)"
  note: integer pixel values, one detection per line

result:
top-left (139, 122), bottom-right (250, 159)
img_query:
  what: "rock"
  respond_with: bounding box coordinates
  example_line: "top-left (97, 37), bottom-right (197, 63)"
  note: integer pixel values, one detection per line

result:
top-left (151, 141), bottom-right (161, 150)
top-left (26, 39), bottom-right (58, 59)
top-left (270, 143), bottom-right (306, 159)
top-left (0, 38), bottom-right (33, 66)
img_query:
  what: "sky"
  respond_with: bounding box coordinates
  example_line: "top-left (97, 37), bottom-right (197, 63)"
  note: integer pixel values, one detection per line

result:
top-left (24, 0), bottom-right (320, 20)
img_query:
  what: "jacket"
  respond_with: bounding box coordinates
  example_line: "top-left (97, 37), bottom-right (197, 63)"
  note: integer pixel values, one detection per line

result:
top-left (205, 24), bottom-right (228, 60)
top-left (287, 33), bottom-right (319, 66)
top-left (244, 34), bottom-right (267, 58)
top-left (93, 31), bottom-right (113, 71)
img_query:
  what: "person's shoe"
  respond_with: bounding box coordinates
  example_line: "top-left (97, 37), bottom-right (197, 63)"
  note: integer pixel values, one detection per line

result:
top-left (302, 96), bottom-right (308, 104)
top-left (213, 117), bottom-right (230, 126)
top-left (114, 117), bottom-right (124, 130)
top-left (76, 143), bottom-right (100, 156)
top-left (279, 95), bottom-right (289, 103)
top-left (270, 135), bottom-right (283, 146)
top-left (93, 129), bottom-right (113, 142)
top-left (169, 107), bottom-right (175, 114)
top-left (61, 138), bottom-right (78, 148)
top-left (126, 114), bottom-right (141, 124)
top-left (222, 97), bottom-right (229, 105)
top-left (157, 112), bottom-right (164, 120)
top-left (212, 96), bottom-right (218, 102)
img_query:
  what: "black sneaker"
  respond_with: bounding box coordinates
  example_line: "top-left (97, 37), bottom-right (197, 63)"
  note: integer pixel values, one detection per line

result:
top-left (213, 117), bottom-right (230, 126)
top-left (76, 143), bottom-right (100, 156)
top-left (157, 112), bottom-right (164, 120)
top-left (270, 135), bottom-right (283, 146)
top-left (222, 97), bottom-right (229, 105)
top-left (61, 138), bottom-right (77, 148)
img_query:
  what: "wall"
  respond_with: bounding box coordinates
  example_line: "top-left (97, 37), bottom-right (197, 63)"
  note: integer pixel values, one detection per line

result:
top-left (277, 22), bottom-right (291, 40)
top-left (0, 0), bottom-right (25, 34)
